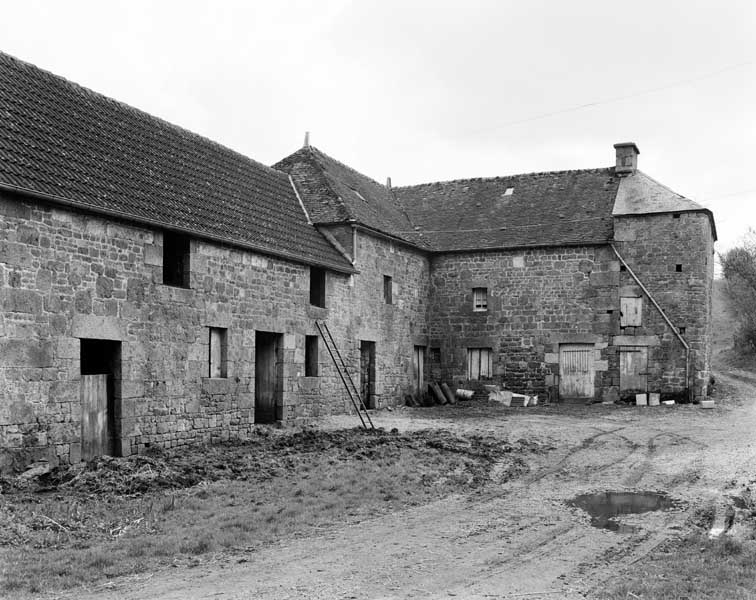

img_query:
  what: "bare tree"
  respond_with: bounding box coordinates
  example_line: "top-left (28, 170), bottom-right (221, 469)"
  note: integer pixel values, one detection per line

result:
top-left (720, 229), bottom-right (756, 352)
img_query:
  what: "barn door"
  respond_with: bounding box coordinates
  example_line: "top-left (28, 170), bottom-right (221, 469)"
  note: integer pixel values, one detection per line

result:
top-left (620, 347), bottom-right (648, 398)
top-left (559, 344), bottom-right (595, 400)
top-left (255, 331), bottom-right (282, 423)
top-left (81, 374), bottom-right (108, 461)
top-left (413, 346), bottom-right (425, 396)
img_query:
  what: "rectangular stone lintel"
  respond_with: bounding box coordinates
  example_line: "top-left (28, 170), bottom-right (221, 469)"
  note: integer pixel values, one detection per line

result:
top-left (72, 315), bottom-right (124, 340)
top-left (612, 335), bottom-right (660, 346)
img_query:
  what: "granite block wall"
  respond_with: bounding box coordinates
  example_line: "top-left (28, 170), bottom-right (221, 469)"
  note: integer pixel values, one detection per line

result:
top-left (428, 246), bottom-right (619, 399)
top-left (0, 192), bottom-right (429, 472)
top-left (613, 211), bottom-right (715, 400)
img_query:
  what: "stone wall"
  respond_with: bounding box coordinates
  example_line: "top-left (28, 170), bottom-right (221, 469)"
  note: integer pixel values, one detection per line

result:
top-left (321, 226), bottom-right (430, 408)
top-left (0, 192), bottom-right (429, 472)
top-left (428, 245), bottom-right (619, 399)
top-left (613, 211), bottom-right (715, 400)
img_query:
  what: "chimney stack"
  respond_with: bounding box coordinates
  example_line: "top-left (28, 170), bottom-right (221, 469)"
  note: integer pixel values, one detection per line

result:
top-left (304, 131), bottom-right (310, 148)
top-left (614, 142), bottom-right (639, 175)
top-left (386, 176), bottom-right (392, 189)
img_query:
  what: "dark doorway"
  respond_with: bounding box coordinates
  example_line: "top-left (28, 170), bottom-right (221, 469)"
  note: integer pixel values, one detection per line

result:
top-left (360, 341), bottom-right (376, 409)
top-left (255, 331), bottom-right (283, 423)
top-left (80, 339), bottom-right (122, 459)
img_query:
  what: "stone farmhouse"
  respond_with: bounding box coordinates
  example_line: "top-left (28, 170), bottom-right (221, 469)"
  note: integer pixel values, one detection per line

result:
top-left (0, 53), bottom-right (715, 472)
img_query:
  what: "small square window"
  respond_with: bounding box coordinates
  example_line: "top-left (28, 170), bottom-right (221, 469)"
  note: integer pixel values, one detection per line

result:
top-left (430, 347), bottom-right (441, 363)
top-left (305, 335), bottom-right (318, 376)
top-left (473, 287), bottom-right (488, 311)
top-left (310, 267), bottom-right (326, 307)
top-left (678, 326), bottom-right (686, 335)
top-left (384, 275), bottom-right (393, 304)
top-left (620, 265), bottom-right (627, 272)
top-left (675, 264), bottom-right (683, 272)
top-left (673, 213), bottom-right (681, 219)
top-left (163, 231), bottom-right (191, 288)
top-left (209, 327), bottom-right (228, 378)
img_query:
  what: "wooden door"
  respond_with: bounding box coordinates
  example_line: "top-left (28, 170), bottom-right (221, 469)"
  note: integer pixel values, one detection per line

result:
top-left (620, 347), bottom-right (648, 397)
top-left (255, 332), bottom-right (281, 423)
top-left (81, 374), bottom-right (108, 461)
top-left (360, 341), bottom-right (375, 409)
top-left (413, 346), bottom-right (425, 396)
top-left (559, 344), bottom-right (595, 400)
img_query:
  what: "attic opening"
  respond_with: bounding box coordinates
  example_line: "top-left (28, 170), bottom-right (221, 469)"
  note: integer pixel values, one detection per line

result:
top-left (310, 267), bottom-right (326, 307)
top-left (163, 232), bottom-right (191, 288)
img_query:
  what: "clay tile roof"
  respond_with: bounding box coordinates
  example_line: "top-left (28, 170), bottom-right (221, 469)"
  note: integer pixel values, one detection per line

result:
top-left (393, 169), bottom-right (621, 251)
top-left (274, 146), bottom-right (431, 248)
top-left (0, 52), bottom-right (354, 273)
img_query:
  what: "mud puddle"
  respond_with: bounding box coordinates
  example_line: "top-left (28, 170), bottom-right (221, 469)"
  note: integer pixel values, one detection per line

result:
top-left (569, 491), bottom-right (678, 533)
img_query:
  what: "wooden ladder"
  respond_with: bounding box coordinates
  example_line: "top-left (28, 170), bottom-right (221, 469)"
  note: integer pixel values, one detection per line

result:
top-left (315, 320), bottom-right (374, 430)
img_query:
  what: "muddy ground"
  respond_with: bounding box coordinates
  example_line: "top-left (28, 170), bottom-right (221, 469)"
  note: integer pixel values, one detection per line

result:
top-left (7, 367), bottom-right (750, 600)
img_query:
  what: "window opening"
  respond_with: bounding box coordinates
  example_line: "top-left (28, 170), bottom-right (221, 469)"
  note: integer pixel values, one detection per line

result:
top-left (620, 297), bottom-right (642, 327)
top-left (467, 348), bottom-right (492, 380)
top-left (305, 335), bottom-right (318, 376)
top-left (473, 287), bottom-right (488, 311)
top-left (209, 327), bottom-right (228, 378)
top-left (310, 267), bottom-right (326, 307)
top-left (675, 264), bottom-right (683, 272)
top-left (163, 232), bottom-right (190, 288)
top-left (384, 275), bottom-right (393, 304)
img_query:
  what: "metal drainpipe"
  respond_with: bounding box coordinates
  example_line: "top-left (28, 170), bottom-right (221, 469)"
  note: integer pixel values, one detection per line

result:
top-left (609, 243), bottom-right (693, 403)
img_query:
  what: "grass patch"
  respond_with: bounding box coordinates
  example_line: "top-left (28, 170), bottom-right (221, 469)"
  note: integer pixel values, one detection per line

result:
top-left (599, 531), bottom-right (756, 599)
top-left (0, 427), bottom-right (529, 596)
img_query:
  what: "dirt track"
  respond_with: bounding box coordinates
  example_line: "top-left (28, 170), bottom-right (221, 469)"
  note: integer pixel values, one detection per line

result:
top-left (61, 371), bottom-right (756, 600)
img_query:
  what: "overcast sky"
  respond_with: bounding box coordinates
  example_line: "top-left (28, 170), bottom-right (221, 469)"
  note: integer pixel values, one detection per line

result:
top-left (1, 1), bottom-right (753, 256)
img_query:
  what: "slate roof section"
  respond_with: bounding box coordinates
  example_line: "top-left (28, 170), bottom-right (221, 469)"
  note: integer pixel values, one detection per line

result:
top-left (393, 169), bottom-right (621, 252)
top-left (274, 146), bottom-right (430, 248)
top-left (0, 52), bottom-right (354, 273)
top-left (613, 171), bottom-right (717, 240)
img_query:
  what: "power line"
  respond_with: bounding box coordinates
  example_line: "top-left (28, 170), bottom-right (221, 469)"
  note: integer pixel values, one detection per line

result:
top-left (462, 60), bottom-right (754, 135)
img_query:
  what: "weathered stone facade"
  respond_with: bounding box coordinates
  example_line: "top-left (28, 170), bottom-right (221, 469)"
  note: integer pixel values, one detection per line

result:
top-left (0, 192), bottom-right (429, 471)
top-left (613, 211), bottom-right (715, 400)
top-left (0, 53), bottom-right (716, 473)
top-left (429, 246), bottom-right (618, 399)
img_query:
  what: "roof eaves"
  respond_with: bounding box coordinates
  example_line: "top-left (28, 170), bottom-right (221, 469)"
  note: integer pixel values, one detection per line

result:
top-left (430, 240), bottom-right (611, 255)
top-left (0, 181), bottom-right (357, 274)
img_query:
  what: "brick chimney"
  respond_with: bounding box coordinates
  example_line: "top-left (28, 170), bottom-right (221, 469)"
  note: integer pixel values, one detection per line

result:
top-left (614, 142), bottom-right (639, 175)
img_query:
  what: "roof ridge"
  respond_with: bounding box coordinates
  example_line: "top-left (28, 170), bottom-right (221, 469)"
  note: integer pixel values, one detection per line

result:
top-left (308, 145), bottom-right (389, 189)
top-left (394, 167), bottom-right (613, 190)
top-left (307, 147), bottom-right (358, 221)
top-left (0, 51), bottom-right (287, 182)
